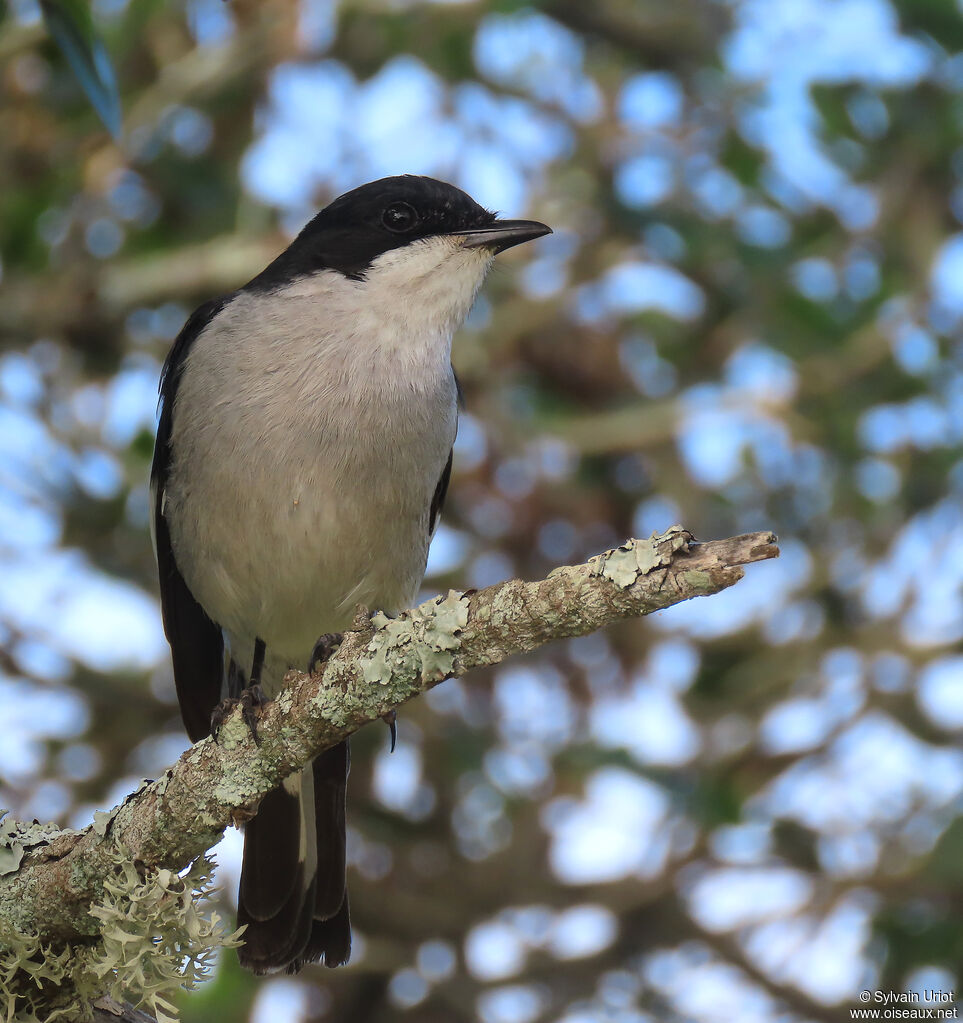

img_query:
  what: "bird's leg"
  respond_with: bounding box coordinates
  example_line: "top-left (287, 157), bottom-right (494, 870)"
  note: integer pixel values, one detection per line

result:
top-left (211, 638), bottom-right (268, 745)
top-left (250, 636), bottom-right (265, 688)
top-left (227, 656), bottom-right (246, 700)
top-left (309, 632), bottom-right (343, 675)
top-left (235, 685), bottom-right (266, 746)
top-left (240, 638), bottom-right (267, 743)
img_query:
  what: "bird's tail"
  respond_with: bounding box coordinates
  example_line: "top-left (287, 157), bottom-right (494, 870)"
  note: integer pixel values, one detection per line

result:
top-left (237, 740), bottom-right (351, 973)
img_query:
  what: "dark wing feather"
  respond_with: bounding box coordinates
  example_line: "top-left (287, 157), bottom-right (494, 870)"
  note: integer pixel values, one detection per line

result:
top-left (428, 367), bottom-right (461, 536)
top-left (151, 297), bottom-right (230, 743)
top-left (429, 447), bottom-right (453, 536)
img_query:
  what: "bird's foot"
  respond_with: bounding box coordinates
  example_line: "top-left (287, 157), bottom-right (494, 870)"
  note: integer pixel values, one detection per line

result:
top-left (309, 632), bottom-right (343, 675)
top-left (383, 709), bottom-right (397, 753)
top-left (211, 684), bottom-right (267, 746)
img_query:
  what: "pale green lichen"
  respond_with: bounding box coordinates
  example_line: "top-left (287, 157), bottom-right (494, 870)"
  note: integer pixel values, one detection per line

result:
top-left (0, 812), bottom-right (78, 850)
top-left (87, 853), bottom-right (243, 1023)
top-left (92, 810), bottom-right (115, 837)
top-left (0, 930), bottom-right (85, 1022)
top-left (154, 770), bottom-right (173, 798)
top-left (363, 590), bottom-right (469, 686)
top-left (681, 568), bottom-right (715, 593)
top-left (0, 843), bottom-right (242, 1023)
top-left (0, 842), bottom-right (22, 879)
top-left (589, 526), bottom-right (690, 588)
top-left (211, 766), bottom-right (267, 808)
top-left (0, 812), bottom-right (79, 878)
top-left (211, 712), bottom-right (254, 752)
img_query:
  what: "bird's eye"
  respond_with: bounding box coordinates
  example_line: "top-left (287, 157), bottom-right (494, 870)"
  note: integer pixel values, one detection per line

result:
top-left (382, 202), bottom-right (419, 233)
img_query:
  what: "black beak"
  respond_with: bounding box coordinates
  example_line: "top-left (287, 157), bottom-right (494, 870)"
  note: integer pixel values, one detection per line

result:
top-left (459, 219), bottom-right (552, 253)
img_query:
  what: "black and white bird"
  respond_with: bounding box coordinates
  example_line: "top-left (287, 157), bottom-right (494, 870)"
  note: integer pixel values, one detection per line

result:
top-left (150, 175), bottom-right (550, 973)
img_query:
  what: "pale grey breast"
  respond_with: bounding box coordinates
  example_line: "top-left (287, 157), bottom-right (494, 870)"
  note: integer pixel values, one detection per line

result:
top-left (163, 277), bottom-right (459, 672)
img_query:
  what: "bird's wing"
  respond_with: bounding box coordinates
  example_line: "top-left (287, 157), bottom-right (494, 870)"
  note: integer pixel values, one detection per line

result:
top-left (427, 367), bottom-right (461, 537)
top-left (150, 297), bottom-right (230, 743)
top-left (428, 447), bottom-right (453, 537)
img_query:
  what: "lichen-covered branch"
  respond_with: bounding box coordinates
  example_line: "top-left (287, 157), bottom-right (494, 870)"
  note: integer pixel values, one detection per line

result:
top-left (0, 527), bottom-right (778, 952)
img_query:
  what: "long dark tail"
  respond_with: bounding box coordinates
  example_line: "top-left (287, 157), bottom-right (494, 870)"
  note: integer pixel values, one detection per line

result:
top-left (237, 740), bottom-right (351, 973)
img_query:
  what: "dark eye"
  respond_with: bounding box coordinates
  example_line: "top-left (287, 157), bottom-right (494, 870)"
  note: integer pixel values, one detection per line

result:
top-left (382, 201), bottom-right (419, 233)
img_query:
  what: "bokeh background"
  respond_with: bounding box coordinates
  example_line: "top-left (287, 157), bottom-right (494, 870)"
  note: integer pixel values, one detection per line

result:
top-left (3, 0), bottom-right (963, 1020)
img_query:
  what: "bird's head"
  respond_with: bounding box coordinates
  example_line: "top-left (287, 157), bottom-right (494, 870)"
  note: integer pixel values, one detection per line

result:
top-left (246, 176), bottom-right (551, 332)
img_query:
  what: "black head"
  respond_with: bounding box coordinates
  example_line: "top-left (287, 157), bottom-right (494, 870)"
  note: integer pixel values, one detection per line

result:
top-left (246, 175), bottom-right (550, 290)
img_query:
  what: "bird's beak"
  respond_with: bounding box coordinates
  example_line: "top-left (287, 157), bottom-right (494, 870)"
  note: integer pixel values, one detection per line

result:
top-left (458, 220), bottom-right (552, 254)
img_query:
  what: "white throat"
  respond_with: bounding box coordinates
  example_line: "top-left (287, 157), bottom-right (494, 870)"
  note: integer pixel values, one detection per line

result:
top-left (276, 235), bottom-right (494, 362)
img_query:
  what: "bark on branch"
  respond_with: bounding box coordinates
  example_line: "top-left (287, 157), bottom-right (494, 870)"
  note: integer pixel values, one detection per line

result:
top-left (91, 997), bottom-right (158, 1023)
top-left (0, 526), bottom-right (778, 949)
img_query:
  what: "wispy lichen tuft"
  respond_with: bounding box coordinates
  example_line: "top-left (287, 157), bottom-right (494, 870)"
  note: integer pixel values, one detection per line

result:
top-left (0, 844), bottom-right (242, 1023)
top-left (88, 849), bottom-right (244, 1023)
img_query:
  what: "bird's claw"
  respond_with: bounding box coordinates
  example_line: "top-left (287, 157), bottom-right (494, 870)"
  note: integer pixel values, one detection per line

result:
top-left (211, 685), bottom-right (267, 746)
top-left (309, 632), bottom-right (343, 675)
top-left (383, 709), bottom-right (397, 753)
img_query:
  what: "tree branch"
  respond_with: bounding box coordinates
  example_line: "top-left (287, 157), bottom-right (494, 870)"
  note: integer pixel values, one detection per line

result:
top-left (0, 527), bottom-right (778, 949)
top-left (542, 0), bottom-right (729, 70)
top-left (91, 997), bottom-right (158, 1023)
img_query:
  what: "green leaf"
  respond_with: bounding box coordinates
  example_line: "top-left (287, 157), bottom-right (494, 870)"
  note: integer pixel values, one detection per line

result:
top-left (40, 0), bottom-right (122, 138)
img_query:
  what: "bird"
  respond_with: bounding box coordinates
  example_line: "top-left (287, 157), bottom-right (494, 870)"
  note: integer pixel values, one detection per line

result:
top-left (150, 174), bottom-right (551, 974)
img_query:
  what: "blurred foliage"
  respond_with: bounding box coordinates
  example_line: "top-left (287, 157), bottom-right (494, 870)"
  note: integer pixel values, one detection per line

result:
top-left (2, 0), bottom-right (963, 1021)
top-left (39, 0), bottom-right (122, 137)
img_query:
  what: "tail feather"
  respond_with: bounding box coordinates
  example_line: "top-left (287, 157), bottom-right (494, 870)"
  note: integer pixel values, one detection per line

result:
top-left (236, 740), bottom-right (351, 973)
top-left (287, 892), bottom-right (351, 973)
top-left (313, 741), bottom-right (349, 918)
top-left (238, 873), bottom-right (317, 973)
top-left (237, 781), bottom-right (304, 921)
